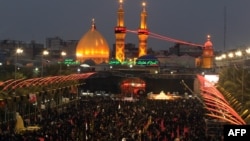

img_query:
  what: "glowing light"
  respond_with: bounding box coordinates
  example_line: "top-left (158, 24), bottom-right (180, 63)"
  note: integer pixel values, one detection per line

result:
top-left (61, 51), bottom-right (66, 56)
top-left (43, 50), bottom-right (49, 56)
top-left (109, 59), bottom-right (121, 65)
top-left (228, 52), bottom-right (234, 58)
top-left (215, 56), bottom-right (222, 60)
top-left (142, 2), bottom-right (146, 7)
top-left (235, 51), bottom-right (242, 57)
top-left (16, 48), bottom-right (23, 54)
top-left (136, 60), bottom-right (158, 66)
top-left (246, 48), bottom-right (250, 54)
top-left (221, 54), bottom-right (226, 59)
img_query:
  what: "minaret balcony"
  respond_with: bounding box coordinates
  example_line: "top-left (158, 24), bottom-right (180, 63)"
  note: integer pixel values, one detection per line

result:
top-left (115, 27), bottom-right (126, 33)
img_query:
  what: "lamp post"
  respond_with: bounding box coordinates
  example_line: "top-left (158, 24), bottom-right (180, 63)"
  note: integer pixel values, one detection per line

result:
top-left (234, 50), bottom-right (244, 105)
top-left (60, 51), bottom-right (66, 75)
top-left (14, 48), bottom-right (23, 119)
top-left (15, 48), bottom-right (23, 80)
top-left (233, 49), bottom-right (250, 106)
top-left (240, 48), bottom-right (250, 105)
top-left (41, 50), bottom-right (49, 77)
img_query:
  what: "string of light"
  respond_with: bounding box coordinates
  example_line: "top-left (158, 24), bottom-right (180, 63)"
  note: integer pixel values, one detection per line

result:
top-left (126, 29), bottom-right (204, 47)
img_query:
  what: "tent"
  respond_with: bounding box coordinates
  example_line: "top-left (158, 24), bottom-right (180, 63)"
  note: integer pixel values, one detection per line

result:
top-left (147, 91), bottom-right (181, 100)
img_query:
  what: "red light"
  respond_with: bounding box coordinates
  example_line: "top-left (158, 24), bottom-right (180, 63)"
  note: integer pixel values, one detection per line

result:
top-left (138, 29), bottom-right (149, 35)
top-left (115, 27), bottom-right (126, 33)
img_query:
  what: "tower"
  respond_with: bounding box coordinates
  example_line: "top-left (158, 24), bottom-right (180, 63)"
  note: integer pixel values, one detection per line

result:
top-left (202, 35), bottom-right (214, 69)
top-left (138, 2), bottom-right (149, 57)
top-left (115, 0), bottom-right (126, 63)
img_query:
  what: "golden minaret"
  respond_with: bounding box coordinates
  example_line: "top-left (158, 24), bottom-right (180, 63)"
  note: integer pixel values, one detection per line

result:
top-left (138, 2), bottom-right (149, 57)
top-left (114, 0), bottom-right (126, 63)
top-left (202, 35), bottom-right (214, 69)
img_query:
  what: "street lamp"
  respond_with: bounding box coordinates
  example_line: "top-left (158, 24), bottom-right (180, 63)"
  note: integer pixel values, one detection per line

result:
top-left (15, 48), bottom-right (23, 80)
top-left (41, 50), bottom-right (49, 77)
top-left (14, 48), bottom-right (23, 119)
top-left (77, 68), bottom-right (81, 73)
top-left (60, 51), bottom-right (67, 75)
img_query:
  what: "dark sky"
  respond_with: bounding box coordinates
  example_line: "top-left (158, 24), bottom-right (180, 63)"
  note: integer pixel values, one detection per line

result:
top-left (0, 0), bottom-right (250, 51)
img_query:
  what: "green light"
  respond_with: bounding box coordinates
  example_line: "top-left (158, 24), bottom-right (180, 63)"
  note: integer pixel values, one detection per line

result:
top-left (109, 60), bottom-right (121, 65)
top-left (63, 59), bottom-right (80, 65)
top-left (136, 60), bottom-right (158, 66)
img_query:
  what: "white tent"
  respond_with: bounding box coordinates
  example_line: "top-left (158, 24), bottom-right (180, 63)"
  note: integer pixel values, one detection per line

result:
top-left (147, 91), bottom-right (181, 100)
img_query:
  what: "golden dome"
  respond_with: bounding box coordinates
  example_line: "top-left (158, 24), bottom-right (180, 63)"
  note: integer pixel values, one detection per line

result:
top-left (76, 19), bottom-right (110, 64)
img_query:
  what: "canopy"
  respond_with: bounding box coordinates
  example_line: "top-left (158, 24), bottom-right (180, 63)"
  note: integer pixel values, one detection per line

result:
top-left (147, 91), bottom-right (181, 100)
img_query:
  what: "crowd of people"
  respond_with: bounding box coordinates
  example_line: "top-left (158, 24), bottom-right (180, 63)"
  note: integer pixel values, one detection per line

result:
top-left (0, 95), bottom-right (223, 141)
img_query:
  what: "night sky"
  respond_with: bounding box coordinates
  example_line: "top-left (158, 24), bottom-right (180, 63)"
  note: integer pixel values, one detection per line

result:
top-left (0, 0), bottom-right (250, 51)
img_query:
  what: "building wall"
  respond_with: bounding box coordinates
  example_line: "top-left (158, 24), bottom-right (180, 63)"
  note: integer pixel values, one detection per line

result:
top-left (169, 43), bottom-right (202, 57)
top-left (0, 39), bottom-right (44, 65)
top-left (46, 37), bottom-right (78, 60)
